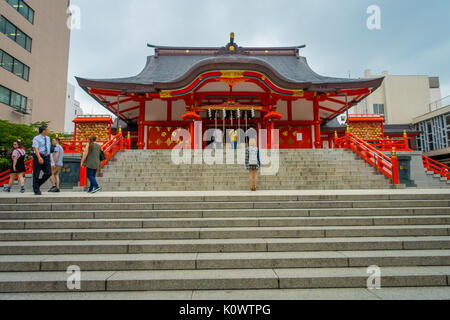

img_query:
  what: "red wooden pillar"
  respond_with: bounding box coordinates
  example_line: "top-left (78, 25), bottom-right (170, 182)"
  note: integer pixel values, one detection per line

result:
top-left (287, 100), bottom-right (293, 121)
top-left (167, 101), bottom-right (172, 121)
top-left (266, 120), bottom-right (271, 149)
top-left (137, 99), bottom-right (145, 150)
top-left (79, 166), bottom-right (87, 187)
top-left (313, 97), bottom-right (322, 149)
top-left (190, 121), bottom-right (195, 149)
top-left (391, 147), bottom-right (400, 185)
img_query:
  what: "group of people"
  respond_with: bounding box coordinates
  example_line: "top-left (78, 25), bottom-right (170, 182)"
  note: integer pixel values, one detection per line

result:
top-left (3, 125), bottom-right (261, 194)
top-left (2, 126), bottom-right (103, 195)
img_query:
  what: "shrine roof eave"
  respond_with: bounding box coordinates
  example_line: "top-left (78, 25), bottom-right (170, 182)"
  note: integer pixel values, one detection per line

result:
top-left (76, 55), bottom-right (384, 96)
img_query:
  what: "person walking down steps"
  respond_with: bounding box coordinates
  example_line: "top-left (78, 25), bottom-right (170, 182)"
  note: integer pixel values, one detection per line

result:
top-left (32, 126), bottom-right (52, 196)
top-left (245, 138), bottom-right (261, 191)
top-left (2, 140), bottom-right (26, 193)
top-left (81, 136), bottom-right (102, 194)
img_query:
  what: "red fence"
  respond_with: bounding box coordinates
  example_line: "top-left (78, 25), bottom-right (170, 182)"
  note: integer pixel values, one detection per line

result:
top-left (423, 155), bottom-right (450, 180)
top-left (60, 140), bottom-right (107, 154)
top-left (1, 133), bottom-right (131, 188)
top-left (364, 136), bottom-right (410, 152)
top-left (335, 132), bottom-right (400, 185)
top-left (0, 159), bottom-right (33, 186)
top-left (79, 132), bottom-right (131, 187)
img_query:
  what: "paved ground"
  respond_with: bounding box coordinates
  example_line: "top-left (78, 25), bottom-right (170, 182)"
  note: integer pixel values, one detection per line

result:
top-left (0, 287), bottom-right (450, 300)
top-left (1, 188), bottom-right (450, 200)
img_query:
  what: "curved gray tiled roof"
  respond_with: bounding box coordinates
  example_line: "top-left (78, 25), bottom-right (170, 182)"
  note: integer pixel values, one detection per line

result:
top-left (79, 54), bottom-right (378, 87)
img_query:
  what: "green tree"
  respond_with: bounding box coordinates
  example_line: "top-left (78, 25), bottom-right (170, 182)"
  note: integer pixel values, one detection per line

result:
top-left (0, 120), bottom-right (72, 172)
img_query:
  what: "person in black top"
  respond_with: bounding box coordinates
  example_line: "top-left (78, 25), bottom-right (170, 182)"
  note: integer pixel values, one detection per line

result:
top-left (2, 140), bottom-right (26, 193)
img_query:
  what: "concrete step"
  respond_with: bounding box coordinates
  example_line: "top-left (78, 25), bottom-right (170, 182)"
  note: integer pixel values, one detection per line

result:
top-left (1, 215), bottom-right (450, 230)
top-left (1, 236), bottom-right (449, 255)
top-left (4, 192), bottom-right (449, 203)
top-left (1, 190), bottom-right (449, 295)
top-left (2, 199), bottom-right (448, 212)
top-left (0, 225), bottom-right (448, 241)
top-left (5, 287), bottom-right (450, 300)
top-left (1, 250), bottom-right (450, 272)
top-left (1, 207), bottom-right (449, 220)
top-left (1, 266), bottom-right (449, 292)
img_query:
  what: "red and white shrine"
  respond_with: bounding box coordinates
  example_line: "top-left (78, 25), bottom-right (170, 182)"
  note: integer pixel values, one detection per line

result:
top-left (76, 34), bottom-right (384, 150)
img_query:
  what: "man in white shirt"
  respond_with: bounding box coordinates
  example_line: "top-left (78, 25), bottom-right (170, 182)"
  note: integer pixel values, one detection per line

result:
top-left (32, 126), bottom-right (52, 195)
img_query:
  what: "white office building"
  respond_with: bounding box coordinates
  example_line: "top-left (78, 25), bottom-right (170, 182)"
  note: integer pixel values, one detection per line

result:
top-left (64, 83), bottom-right (82, 133)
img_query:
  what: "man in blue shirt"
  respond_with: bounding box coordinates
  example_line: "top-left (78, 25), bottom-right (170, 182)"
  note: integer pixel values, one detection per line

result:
top-left (32, 126), bottom-right (52, 195)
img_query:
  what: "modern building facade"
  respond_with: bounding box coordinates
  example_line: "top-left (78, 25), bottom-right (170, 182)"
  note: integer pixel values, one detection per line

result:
top-left (0, 0), bottom-right (71, 131)
top-left (351, 70), bottom-right (441, 125)
top-left (64, 82), bottom-right (82, 133)
top-left (413, 102), bottom-right (450, 165)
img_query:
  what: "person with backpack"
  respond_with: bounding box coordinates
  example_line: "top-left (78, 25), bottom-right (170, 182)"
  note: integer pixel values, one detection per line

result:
top-left (2, 140), bottom-right (26, 193)
top-left (245, 138), bottom-right (260, 191)
top-left (80, 136), bottom-right (102, 194)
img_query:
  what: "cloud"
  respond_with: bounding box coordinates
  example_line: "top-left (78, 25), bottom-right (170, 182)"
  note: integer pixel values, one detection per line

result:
top-left (68, 0), bottom-right (450, 114)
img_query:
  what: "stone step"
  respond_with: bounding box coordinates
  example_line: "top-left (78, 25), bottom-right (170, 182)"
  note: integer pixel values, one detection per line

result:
top-left (5, 287), bottom-right (450, 300)
top-left (1, 215), bottom-right (450, 230)
top-left (2, 199), bottom-right (447, 212)
top-left (101, 186), bottom-right (393, 192)
top-left (0, 207), bottom-right (450, 221)
top-left (98, 174), bottom-right (386, 181)
top-left (0, 225), bottom-right (448, 241)
top-left (1, 250), bottom-right (450, 272)
top-left (1, 236), bottom-right (449, 255)
top-left (1, 266), bottom-right (449, 292)
top-left (1, 207), bottom-right (448, 220)
top-left (5, 192), bottom-right (448, 203)
top-left (103, 181), bottom-right (390, 188)
top-left (103, 164), bottom-right (372, 170)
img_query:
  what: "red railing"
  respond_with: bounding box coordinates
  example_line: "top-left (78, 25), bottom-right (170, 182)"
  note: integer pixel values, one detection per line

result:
top-left (0, 159), bottom-right (33, 186)
top-left (60, 140), bottom-right (107, 154)
top-left (79, 132), bottom-right (131, 187)
top-left (364, 136), bottom-right (410, 152)
top-left (1, 132), bottom-right (131, 188)
top-left (423, 155), bottom-right (450, 180)
top-left (335, 132), bottom-right (400, 185)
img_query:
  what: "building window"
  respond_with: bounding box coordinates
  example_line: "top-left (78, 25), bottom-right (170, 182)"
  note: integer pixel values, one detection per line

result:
top-left (0, 85), bottom-right (28, 113)
top-left (5, 0), bottom-right (35, 24)
top-left (373, 104), bottom-right (385, 116)
top-left (0, 49), bottom-right (30, 81)
top-left (0, 16), bottom-right (32, 52)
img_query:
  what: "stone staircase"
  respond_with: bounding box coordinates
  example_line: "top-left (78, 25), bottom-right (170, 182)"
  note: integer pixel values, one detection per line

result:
top-left (425, 169), bottom-right (450, 188)
top-left (96, 149), bottom-right (393, 191)
top-left (0, 191), bottom-right (449, 297)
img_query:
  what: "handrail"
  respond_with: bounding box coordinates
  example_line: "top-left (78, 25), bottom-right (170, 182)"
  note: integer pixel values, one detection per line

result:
top-left (1, 133), bottom-right (131, 188)
top-left (0, 159), bottom-right (33, 186)
top-left (423, 155), bottom-right (450, 179)
top-left (335, 132), bottom-right (400, 185)
top-left (364, 137), bottom-right (410, 152)
top-left (79, 132), bottom-right (132, 187)
top-left (60, 140), bottom-right (108, 154)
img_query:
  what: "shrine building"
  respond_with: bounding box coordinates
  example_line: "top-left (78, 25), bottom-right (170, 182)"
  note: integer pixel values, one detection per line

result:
top-left (76, 33), bottom-right (384, 150)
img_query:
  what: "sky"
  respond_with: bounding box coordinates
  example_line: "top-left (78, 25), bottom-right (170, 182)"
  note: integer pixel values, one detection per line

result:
top-left (67, 0), bottom-right (450, 115)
